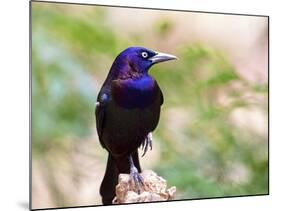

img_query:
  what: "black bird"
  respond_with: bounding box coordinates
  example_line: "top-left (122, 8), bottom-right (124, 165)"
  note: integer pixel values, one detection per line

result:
top-left (95, 46), bottom-right (177, 204)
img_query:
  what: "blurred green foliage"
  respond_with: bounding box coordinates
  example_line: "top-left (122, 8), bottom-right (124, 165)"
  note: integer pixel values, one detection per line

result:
top-left (155, 18), bottom-right (174, 37)
top-left (32, 2), bottom-right (268, 206)
top-left (152, 45), bottom-right (268, 197)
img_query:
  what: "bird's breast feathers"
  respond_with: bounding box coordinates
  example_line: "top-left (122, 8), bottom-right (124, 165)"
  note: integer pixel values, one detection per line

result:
top-left (111, 76), bottom-right (160, 109)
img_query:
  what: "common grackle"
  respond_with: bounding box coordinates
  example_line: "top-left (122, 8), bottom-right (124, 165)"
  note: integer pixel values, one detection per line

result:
top-left (95, 46), bottom-right (177, 204)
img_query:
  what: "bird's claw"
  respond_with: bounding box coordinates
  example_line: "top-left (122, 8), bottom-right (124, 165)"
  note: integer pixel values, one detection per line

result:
top-left (141, 133), bottom-right (153, 157)
top-left (129, 166), bottom-right (144, 194)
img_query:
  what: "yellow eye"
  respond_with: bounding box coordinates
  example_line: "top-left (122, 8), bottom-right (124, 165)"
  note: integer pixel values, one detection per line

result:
top-left (141, 52), bottom-right (148, 58)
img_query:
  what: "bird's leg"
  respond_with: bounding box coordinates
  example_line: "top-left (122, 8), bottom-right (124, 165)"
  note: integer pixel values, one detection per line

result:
top-left (129, 155), bottom-right (144, 194)
top-left (141, 132), bottom-right (153, 157)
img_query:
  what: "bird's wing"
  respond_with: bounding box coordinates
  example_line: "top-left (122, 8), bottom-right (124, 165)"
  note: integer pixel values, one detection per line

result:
top-left (155, 81), bottom-right (164, 106)
top-left (159, 89), bottom-right (164, 105)
top-left (95, 92), bottom-right (109, 148)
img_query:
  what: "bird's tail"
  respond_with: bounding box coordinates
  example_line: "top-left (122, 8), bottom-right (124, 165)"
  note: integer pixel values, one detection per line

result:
top-left (100, 153), bottom-right (118, 205)
top-left (100, 150), bottom-right (141, 205)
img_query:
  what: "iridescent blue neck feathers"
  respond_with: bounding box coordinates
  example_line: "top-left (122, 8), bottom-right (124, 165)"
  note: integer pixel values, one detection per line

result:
top-left (112, 75), bottom-right (158, 109)
top-left (102, 46), bottom-right (177, 109)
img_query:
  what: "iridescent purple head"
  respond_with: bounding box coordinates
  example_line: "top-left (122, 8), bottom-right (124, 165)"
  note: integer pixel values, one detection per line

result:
top-left (111, 46), bottom-right (177, 78)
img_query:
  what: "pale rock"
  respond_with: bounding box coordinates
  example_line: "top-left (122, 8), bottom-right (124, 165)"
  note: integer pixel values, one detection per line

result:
top-left (113, 170), bottom-right (176, 204)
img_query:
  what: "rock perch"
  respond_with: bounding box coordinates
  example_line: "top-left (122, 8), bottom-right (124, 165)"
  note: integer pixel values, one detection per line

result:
top-left (113, 170), bottom-right (176, 204)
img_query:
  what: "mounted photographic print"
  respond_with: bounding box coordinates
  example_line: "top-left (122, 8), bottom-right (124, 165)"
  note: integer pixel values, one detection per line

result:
top-left (30, 1), bottom-right (269, 210)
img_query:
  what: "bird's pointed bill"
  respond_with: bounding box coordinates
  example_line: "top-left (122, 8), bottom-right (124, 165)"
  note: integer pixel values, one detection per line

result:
top-left (149, 52), bottom-right (178, 64)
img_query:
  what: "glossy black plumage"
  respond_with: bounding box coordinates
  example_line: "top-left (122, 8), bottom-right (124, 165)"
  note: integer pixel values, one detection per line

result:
top-left (95, 47), bottom-right (176, 204)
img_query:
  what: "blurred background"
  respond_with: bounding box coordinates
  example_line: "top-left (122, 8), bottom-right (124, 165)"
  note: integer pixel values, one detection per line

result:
top-left (31, 2), bottom-right (268, 209)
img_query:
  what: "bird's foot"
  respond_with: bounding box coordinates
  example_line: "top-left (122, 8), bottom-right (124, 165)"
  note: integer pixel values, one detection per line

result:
top-left (129, 166), bottom-right (144, 194)
top-left (141, 132), bottom-right (153, 157)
